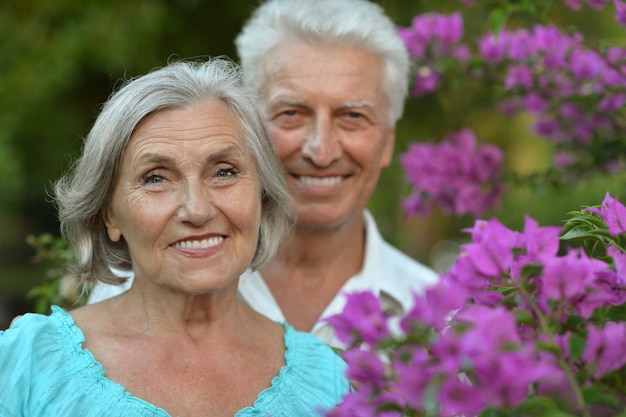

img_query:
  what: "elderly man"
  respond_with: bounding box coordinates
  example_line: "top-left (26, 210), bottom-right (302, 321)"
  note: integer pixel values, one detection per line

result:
top-left (88, 0), bottom-right (438, 349)
top-left (234, 0), bottom-right (438, 348)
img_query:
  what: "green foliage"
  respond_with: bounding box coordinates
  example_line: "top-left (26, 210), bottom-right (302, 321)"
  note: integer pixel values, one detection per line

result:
top-left (25, 233), bottom-right (82, 313)
top-left (561, 209), bottom-right (626, 254)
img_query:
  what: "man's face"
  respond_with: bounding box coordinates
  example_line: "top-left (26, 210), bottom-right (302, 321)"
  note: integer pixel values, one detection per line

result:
top-left (261, 42), bottom-right (396, 231)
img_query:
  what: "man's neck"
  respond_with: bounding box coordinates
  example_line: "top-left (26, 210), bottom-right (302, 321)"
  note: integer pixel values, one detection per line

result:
top-left (276, 212), bottom-right (366, 272)
top-left (259, 213), bottom-right (367, 331)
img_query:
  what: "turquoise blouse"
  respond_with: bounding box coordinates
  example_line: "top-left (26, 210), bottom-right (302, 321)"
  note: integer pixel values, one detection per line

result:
top-left (0, 306), bottom-right (350, 417)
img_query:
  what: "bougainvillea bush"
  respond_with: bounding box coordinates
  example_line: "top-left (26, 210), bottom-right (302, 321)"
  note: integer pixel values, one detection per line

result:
top-left (350, 7), bottom-right (626, 412)
top-left (399, 0), bottom-right (626, 217)
top-left (326, 192), bottom-right (626, 417)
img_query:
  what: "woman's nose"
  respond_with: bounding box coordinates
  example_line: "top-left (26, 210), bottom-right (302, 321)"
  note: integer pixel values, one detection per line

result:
top-left (177, 178), bottom-right (215, 226)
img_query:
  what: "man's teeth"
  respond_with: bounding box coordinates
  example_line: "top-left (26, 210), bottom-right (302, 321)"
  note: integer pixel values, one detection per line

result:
top-left (174, 237), bottom-right (224, 249)
top-left (299, 176), bottom-right (342, 186)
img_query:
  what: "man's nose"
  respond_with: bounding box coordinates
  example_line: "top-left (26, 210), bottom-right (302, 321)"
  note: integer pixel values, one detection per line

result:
top-left (301, 116), bottom-right (341, 167)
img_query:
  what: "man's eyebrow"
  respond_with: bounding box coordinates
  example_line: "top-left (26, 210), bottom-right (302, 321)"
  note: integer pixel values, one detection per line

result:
top-left (272, 98), bottom-right (307, 107)
top-left (339, 100), bottom-right (375, 110)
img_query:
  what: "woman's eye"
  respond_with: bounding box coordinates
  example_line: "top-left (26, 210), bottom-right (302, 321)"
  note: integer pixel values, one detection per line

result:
top-left (217, 167), bottom-right (238, 178)
top-left (143, 174), bottom-right (165, 184)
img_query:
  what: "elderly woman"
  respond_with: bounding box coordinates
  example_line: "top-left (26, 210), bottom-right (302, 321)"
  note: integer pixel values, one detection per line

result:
top-left (0, 59), bottom-right (350, 416)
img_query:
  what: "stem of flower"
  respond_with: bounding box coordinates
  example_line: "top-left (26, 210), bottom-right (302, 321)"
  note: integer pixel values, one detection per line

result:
top-left (519, 288), bottom-right (591, 417)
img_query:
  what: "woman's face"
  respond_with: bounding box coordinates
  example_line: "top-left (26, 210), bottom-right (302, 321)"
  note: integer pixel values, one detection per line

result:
top-left (103, 100), bottom-right (262, 294)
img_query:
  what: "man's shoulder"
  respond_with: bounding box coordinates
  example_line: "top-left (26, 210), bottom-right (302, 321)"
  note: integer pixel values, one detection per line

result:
top-left (362, 210), bottom-right (439, 291)
top-left (379, 240), bottom-right (439, 286)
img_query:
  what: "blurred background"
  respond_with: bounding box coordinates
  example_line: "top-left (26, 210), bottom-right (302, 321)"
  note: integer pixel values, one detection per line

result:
top-left (1, 0), bottom-right (624, 328)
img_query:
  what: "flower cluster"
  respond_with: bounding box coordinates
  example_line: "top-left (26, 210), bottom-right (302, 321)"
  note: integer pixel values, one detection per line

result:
top-left (327, 192), bottom-right (626, 417)
top-left (565, 0), bottom-right (626, 25)
top-left (460, 0), bottom-right (626, 26)
top-left (399, 3), bottom-right (626, 218)
top-left (478, 24), bottom-right (626, 173)
top-left (398, 12), bottom-right (469, 98)
top-left (400, 128), bottom-right (504, 217)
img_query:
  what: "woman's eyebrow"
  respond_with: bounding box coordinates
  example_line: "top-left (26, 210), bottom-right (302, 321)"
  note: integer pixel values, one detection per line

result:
top-left (135, 145), bottom-right (245, 166)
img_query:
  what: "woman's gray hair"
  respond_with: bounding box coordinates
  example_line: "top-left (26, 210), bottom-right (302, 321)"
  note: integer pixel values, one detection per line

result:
top-left (235, 0), bottom-right (410, 125)
top-left (55, 58), bottom-right (293, 287)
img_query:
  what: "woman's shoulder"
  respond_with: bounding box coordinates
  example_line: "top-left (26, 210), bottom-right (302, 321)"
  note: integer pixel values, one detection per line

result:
top-left (0, 306), bottom-right (92, 380)
top-left (283, 324), bottom-right (348, 380)
top-left (1, 306), bottom-right (74, 351)
top-left (236, 324), bottom-right (349, 417)
top-left (0, 306), bottom-right (169, 417)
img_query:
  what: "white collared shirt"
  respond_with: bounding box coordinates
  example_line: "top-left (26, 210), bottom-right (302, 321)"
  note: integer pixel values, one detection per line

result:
top-left (238, 210), bottom-right (439, 349)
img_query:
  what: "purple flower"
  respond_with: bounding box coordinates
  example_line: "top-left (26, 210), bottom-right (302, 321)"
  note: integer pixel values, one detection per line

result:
top-left (401, 280), bottom-right (467, 332)
top-left (520, 215), bottom-right (562, 262)
top-left (533, 118), bottom-right (560, 137)
top-left (343, 348), bottom-right (388, 391)
top-left (326, 391), bottom-right (378, 417)
top-left (589, 0), bottom-right (612, 9)
top-left (478, 32), bottom-right (507, 63)
top-left (505, 65), bottom-right (534, 89)
top-left (599, 92), bottom-right (626, 111)
top-left (570, 49), bottom-right (605, 80)
top-left (583, 322), bottom-right (626, 378)
top-left (553, 151), bottom-right (577, 168)
top-left (586, 192), bottom-right (626, 235)
top-left (411, 66), bottom-right (440, 98)
top-left (615, 1), bottom-right (626, 24)
top-left (442, 218), bottom-right (520, 303)
top-left (390, 347), bottom-right (431, 410)
top-left (401, 129), bottom-right (504, 217)
top-left (452, 306), bottom-right (555, 408)
top-left (438, 377), bottom-right (484, 417)
top-left (560, 102), bottom-right (585, 120)
top-left (324, 292), bottom-right (390, 346)
top-left (506, 29), bottom-right (534, 61)
top-left (565, 0), bottom-right (585, 8)
top-left (523, 93), bottom-right (548, 112)
top-left (397, 27), bottom-right (426, 57)
top-left (541, 249), bottom-right (600, 301)
top-left (608, 246), bottom-right (626, 283)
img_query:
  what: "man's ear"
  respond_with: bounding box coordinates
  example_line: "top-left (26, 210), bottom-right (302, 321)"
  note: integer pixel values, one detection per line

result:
top-left (381, 127), bottom-right (396, 168)
top-left (102, 207), bottom-right (122, 242)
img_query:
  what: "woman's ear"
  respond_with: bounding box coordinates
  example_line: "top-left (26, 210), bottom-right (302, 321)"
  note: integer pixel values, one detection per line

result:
top-left (102, 207), bottom-right (122, 242)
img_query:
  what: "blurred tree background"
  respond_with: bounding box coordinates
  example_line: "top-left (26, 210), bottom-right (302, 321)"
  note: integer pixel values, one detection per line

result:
top-left (1, 0), bottom-right (624, 327)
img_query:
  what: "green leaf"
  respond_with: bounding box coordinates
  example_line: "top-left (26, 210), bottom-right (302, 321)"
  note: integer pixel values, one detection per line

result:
top-left (568, 332), bottom-right (586, 361)
top-left (489, 8), bottom-right (510, 33)
top-left (583, 384), bottom-right (621, 408)
top-left (560, 224), bottom-right (596, 241)
top-left (536, 341), bottom-right (560, 355)
top-left (517, 394), bottom-right (562, 412)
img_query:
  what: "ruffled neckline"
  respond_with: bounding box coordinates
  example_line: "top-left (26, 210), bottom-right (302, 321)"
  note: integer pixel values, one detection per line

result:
top-left (50, 306), bottom-right (296, 416)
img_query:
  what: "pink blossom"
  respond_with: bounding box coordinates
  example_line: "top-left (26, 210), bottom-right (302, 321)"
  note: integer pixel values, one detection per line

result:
top-left (401, 128), bottom-right (504, 217)
top-left (343, 348), bottom-right (388, 392)
top-left (324, 292), bottom-right (390, 346)
top-left (540, 249), bottom-right (603, 303)
top-left (586, 192), bottom-right (626, 235)
top-left (583, 322), bottom-right (626, 378)
top-left (615, 1), bottom-right (626, 25)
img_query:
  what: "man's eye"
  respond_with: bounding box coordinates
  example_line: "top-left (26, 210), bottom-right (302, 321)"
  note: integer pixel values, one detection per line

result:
top-left (282, 110), bottom-right (298, 116)
top-left (346, 112), bottom-right (363, 118)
